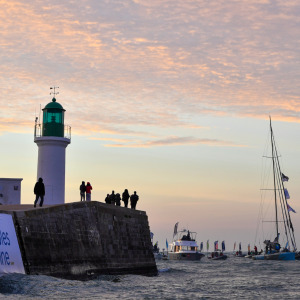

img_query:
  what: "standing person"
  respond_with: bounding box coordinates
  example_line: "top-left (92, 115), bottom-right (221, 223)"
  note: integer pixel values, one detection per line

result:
top-left (115, 193), bottom-right (121, 206)
top-left (79, 181), bottom-right (86, 201)
top-left (34, 177), bottom-right (45, 208)
top-left (86, 182), bottom-right (93, 201)
top-left (109, 190), bottom-right (116, 205)
top-left (130, 191), bottom-right (139, 209)
top-left (105, 193), bottom-right (110, 204)
top-left (122, 189), bottom-right (130, 208)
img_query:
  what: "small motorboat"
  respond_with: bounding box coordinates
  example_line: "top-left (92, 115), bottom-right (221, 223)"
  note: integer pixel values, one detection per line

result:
top-left (208, 249), bottom-right (227, 260)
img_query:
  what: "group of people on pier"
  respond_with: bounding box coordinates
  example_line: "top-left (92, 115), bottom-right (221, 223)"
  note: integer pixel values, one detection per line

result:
top-left (79, 182), bottom-right (139, 209)
top-left (33, 178), bottom-right (139, 210)
top-left (105, 189), bottom-right (139, 209)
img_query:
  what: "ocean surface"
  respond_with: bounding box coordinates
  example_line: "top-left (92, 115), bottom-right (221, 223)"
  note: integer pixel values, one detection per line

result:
top-left (1, 255), bottom-right (300, 299)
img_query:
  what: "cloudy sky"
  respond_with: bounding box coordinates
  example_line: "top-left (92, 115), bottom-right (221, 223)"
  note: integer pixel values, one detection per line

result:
top-left (1, 0), bottom-right (300, 251)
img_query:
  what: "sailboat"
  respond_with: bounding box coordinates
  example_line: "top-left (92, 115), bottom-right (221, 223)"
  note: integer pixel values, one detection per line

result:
top-left (252, 117), bottom-right (297, 261)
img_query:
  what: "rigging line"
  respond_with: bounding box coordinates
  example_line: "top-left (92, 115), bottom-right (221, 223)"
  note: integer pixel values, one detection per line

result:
top-left (273, 142), bottom-right (290, 240)
top-left (270, 118), bottom-right (279, 238)
top-left (260, 188), bottom-right (283, 190)
top-left (273, 134), bottom-right (297, 250)
top-left (262, 221), bottom-right (286, 223)
top-left (273, 133), bottom-right (296, 250)
top-left (275, 167), bottom-right (290, 243)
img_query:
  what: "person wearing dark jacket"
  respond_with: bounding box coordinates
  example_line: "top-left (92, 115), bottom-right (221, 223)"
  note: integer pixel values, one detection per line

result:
top-left (79, 181), bottom-right (86, 201)
top-left (122, 189), bottom-right (130, 208)
top-left (34, 177), bottom-right (45, 207)
top-left (105, 194), bottom-right (110, 204)
top-left (109, 190), bottom-right (116, 205)
top-left (130, 191), bottom-right (139, 209)
top-left (115, 193), bottom-right (121, 206)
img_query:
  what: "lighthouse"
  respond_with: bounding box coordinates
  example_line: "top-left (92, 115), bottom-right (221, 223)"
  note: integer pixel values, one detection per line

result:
top-left (34, 87), bottom-right (71, 205)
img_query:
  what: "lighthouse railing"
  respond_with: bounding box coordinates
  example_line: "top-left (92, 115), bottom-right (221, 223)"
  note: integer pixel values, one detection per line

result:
top-left (34, 124), bottom-right (71, 140)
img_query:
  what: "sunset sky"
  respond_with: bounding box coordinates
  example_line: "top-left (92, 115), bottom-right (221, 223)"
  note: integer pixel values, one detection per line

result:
top-left (1, 0), bottom-right (300, 251)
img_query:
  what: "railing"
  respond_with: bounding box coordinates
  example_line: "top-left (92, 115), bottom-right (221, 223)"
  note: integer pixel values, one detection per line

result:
top-left (34, 124), bottom-right (71, 140)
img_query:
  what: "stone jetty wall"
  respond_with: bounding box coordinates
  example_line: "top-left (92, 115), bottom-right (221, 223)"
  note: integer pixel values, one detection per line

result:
top-left (2, 201), bottom-right (157, 279)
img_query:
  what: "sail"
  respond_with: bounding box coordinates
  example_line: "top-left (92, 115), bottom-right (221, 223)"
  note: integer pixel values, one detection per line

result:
top-left (173, 222), bottom-right (179, 238)
top-left (214, 241), bottom-right (218, 251)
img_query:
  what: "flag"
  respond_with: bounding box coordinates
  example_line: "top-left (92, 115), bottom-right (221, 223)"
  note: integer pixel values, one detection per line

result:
top-left (222, 241), bottom-right (225, 252)
top-left (166, 239), bottom-right (169, 250)
top-left (284, 188), bottom-right (290, 199)
top-left (207, 240), bottom-right (209, 251)
top-left (214, 241), bottom-right (218, 251)
top-left (233, 242), bottom-right (236, 251)
top-left (282, 173), bottom-right (289, 182)
top-left (287, 203), bottom-right (296, 213)
top-left (173, 222), bottom-right (179, 238)
top-left (200, 242), bottom-right (203, 252)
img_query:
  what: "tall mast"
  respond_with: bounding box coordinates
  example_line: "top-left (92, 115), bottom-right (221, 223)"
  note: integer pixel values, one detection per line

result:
top-left (270, 117), bottom-right (279, 238)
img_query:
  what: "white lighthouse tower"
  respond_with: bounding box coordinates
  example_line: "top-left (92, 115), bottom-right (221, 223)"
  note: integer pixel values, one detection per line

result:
top-left (34, 87), bottom-right (71, 205)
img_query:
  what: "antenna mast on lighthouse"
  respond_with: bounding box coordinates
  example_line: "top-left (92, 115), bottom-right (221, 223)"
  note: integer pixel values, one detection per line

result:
top-left (50, 86), bottom-right (59, 99)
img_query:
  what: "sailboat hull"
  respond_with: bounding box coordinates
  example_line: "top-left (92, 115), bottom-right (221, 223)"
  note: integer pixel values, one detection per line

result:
top-left (252, 252), bottom-right (295, 261)
top-left (265, 252), bottom-right (295, 260)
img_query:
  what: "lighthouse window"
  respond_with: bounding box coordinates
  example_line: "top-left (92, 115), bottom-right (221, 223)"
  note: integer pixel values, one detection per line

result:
top-left (14, 186), bottom-right (18, 191)
top-left (43, 110), bottom-right (64, 124)
top-left (0, 194), bottom-right (3, 197)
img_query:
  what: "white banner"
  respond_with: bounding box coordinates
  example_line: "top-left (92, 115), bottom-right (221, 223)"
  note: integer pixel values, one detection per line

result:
top-left (0, 214), bottom-right (25, 274)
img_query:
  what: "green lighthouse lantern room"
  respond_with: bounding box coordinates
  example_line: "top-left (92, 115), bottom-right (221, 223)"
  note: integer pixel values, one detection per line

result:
top-left (42, 97), bottom-right (65, 137)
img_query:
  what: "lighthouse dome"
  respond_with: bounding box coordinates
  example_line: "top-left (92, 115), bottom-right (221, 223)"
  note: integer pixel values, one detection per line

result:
top-left (44, 97), bottom-right (65, 111)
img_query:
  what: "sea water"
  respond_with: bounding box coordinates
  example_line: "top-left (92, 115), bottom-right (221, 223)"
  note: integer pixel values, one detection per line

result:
top-left (1, 255), bottom-right (300, 299)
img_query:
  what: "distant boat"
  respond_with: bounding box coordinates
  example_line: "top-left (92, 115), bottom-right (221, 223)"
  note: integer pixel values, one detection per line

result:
top-left (168, 222), bottom-right (205, 260)
top-left (252, 118), bottom-right (296, 261)
top-left (208, 241), bottom-right (227, 260)
top-left (235, 242), bottom-right (246, 257)
top-left (151, 233), bottom-right (163, 260)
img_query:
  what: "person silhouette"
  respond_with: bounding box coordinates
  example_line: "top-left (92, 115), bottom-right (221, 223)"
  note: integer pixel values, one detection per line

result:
top-left (86, 182), bottom-right (93, 201)
top-left (79, 181), bottom-right (86, 201)
top-left (130, 191), bottom-right (139, 209)
top-left (34, 177), bottom-right (45, 207)
top-left (115, 193), bottom-right (121, 206)
top-left (122, 189), bottom-right (130, 208)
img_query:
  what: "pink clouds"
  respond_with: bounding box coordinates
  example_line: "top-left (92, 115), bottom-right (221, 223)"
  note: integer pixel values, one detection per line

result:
top-left (0, 0), bottom-right (299, 144)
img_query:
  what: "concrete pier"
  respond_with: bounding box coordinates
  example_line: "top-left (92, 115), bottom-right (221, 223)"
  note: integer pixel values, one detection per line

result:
top-left (0, 201), bottom-right (157, 280)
